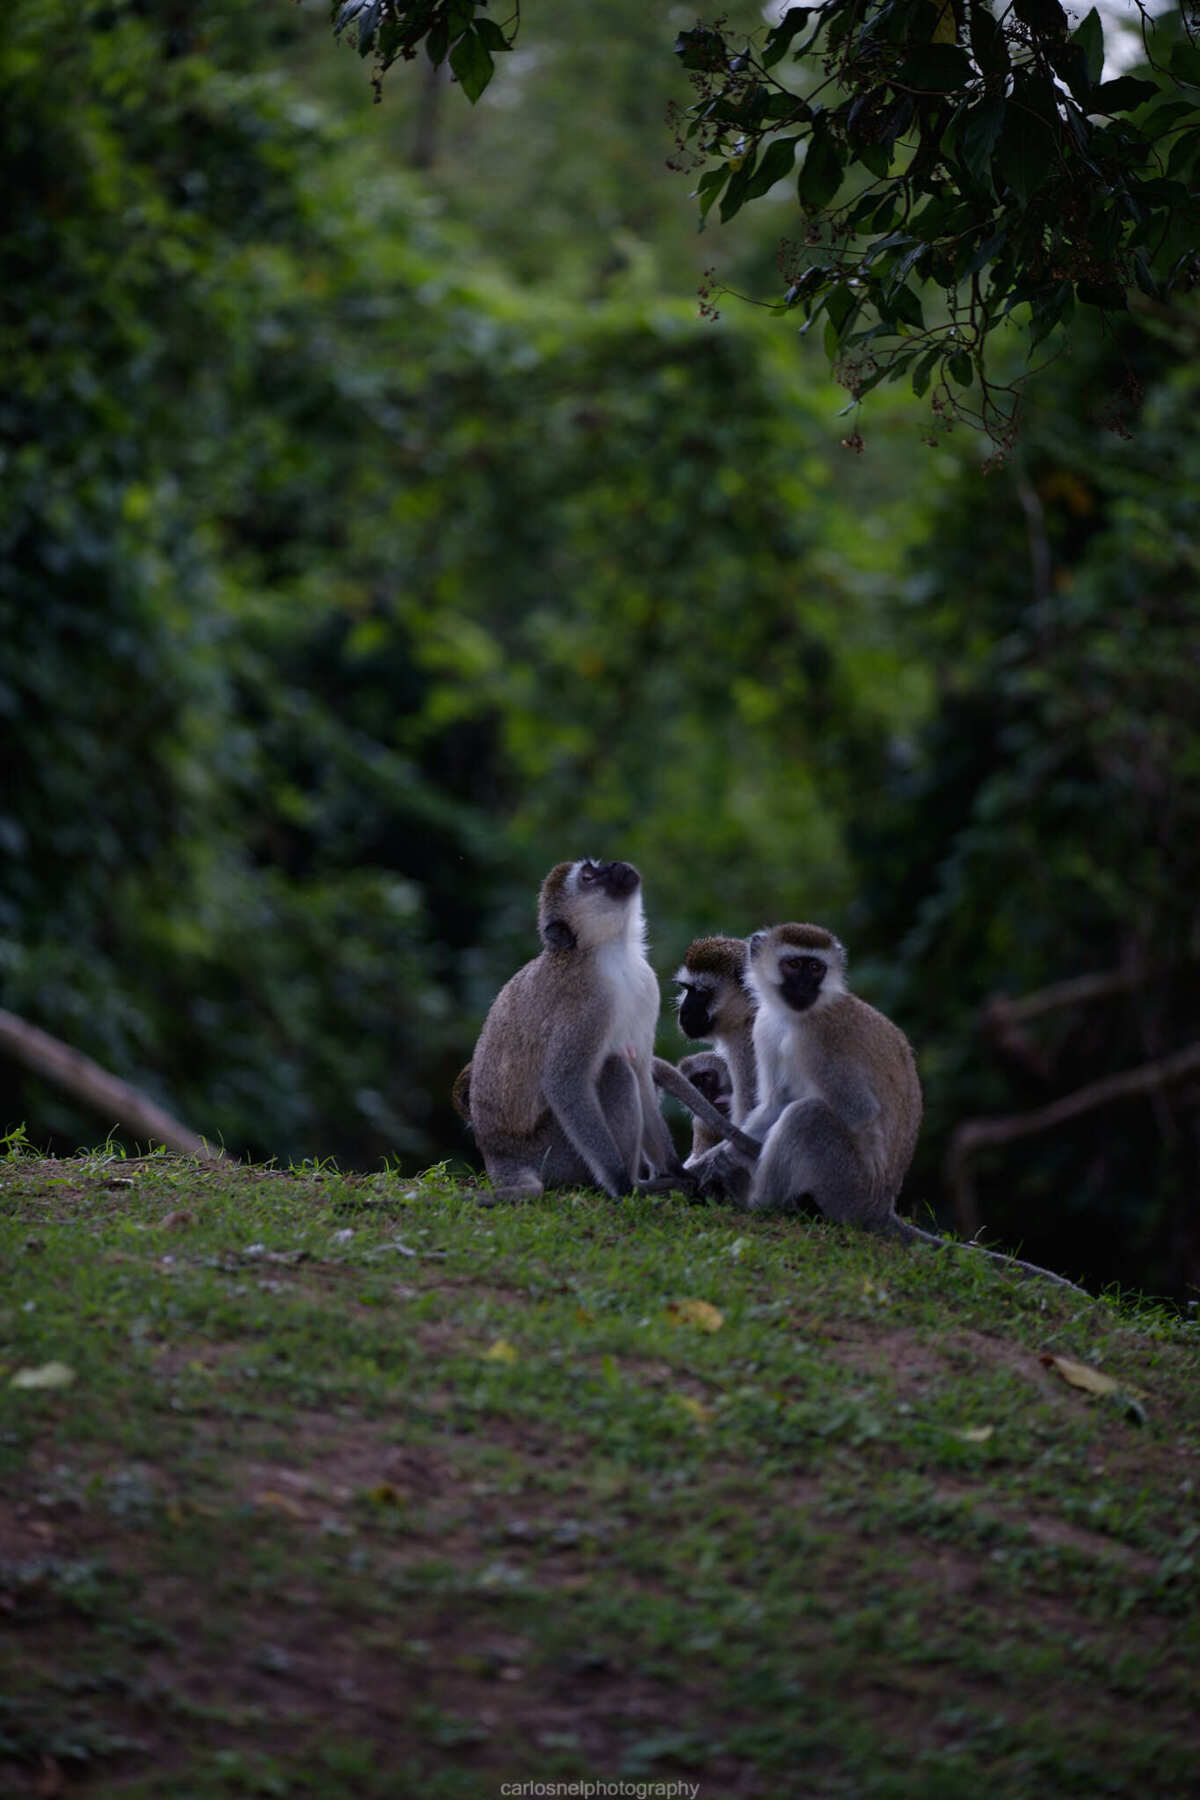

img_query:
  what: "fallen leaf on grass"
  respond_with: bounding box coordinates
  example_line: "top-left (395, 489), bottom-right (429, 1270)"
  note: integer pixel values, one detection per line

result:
top-left (254, 1490), bottom-right (307, 1519)
top-left (677, 1395), bottom-right (712, 1430)
top-left (484, 1338), bottom-right (519, 1365)
top-left (11, 1362), bottom-right (75, 1390)
top-left (1040, 1354), bottom-right (1118, 1396)
top-left (666, 1299), bottom-right (723, 1333)
top-left (1040, 1354), bottom-right (1147, 1423)
top-left (160, 1209), bottom-right (195, 1230)
top-left (956, 1425), bottom-right (995, 1444)
top-left (363, 1481), bottom-right (405, 1506)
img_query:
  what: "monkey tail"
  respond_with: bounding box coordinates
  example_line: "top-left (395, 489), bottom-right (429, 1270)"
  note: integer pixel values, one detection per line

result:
top-left (887, 1216), bottom-right (1086, 1295)
top-left (651, 1057), bottom-right (760, 1161)
top-left (451, 1061), bottom-right (473, 1126)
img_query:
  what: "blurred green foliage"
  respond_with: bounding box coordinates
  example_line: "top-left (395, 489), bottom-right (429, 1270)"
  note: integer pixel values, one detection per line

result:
top-left (1, 0), bottom-right (1197, 1295)
top-left (856, 312), bottom-right (1200, 1295)
top-left (0, 0), bottom-right (933, 1167)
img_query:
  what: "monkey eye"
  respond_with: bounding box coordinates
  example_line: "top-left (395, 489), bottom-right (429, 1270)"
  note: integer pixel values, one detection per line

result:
top-left (782, 954), bottom-right (825, 978)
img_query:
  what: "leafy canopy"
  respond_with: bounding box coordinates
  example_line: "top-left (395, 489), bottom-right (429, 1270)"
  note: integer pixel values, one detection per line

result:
top-left (332, 0), bottom-right (1200, 445)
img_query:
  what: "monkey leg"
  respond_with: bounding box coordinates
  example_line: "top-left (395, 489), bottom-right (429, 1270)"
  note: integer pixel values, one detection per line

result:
top-left (477, 1150), bottom-right (545, 1206)
top-left (540, 1055), bottom-right (642, 1196)
top-left (749, 1098), bottom-right (879, 1223)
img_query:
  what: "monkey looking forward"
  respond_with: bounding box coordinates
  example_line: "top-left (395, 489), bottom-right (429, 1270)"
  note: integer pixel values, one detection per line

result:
top-left (673, 935), bottom-right (758, 1151)
top-left (694, 924), bottom-right (1082, 1290)
top-left (466, 859), bottom-right (686, 1202)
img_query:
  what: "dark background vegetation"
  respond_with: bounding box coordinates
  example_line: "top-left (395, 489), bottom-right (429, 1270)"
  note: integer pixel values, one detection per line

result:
top-left (2, 0), bottom-right (1197, 1296)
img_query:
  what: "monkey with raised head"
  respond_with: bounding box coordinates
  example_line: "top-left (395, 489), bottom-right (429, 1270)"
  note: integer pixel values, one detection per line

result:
top-left (693, 924), bottom-right (1082, 1291)
top-left (673, 935), bottom-right (758, 1160)
top-left (461, 859), bottom-right (754, 1204)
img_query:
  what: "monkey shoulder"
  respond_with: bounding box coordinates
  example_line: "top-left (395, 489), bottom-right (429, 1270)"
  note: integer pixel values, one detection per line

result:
top-left (803, 995), bottom-right (916, 1125)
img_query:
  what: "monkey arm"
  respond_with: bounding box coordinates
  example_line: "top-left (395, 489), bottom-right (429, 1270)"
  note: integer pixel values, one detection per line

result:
top-left (651, 1058), bottom-right (760, 1160)
top-left (737, 1098), bottom-right (785, 1149)
top-left (822, 1070), bottom-right (881, 1135)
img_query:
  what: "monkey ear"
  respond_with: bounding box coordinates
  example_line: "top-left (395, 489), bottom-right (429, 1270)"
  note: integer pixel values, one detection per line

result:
top-left (541, 917), bottom-right (577, 951)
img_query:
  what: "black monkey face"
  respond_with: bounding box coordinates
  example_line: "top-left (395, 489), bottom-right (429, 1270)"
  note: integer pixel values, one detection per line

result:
top-left (677, 983), bottom-right (715, 1040)
top-left (777, 954), bottom-right (827, 1013)
top-left (689, 1067), bottom-right (730, 1114)
top-left (578, 859), bottom-right (640, 900)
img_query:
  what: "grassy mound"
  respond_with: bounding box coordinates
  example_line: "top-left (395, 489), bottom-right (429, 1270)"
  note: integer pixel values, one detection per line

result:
top-left (1, 1151), bottom-right (1197, 1797)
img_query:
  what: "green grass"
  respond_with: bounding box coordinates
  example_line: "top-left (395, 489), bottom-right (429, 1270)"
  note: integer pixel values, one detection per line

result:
top-left (1, 1148), bottom-right (1198, 1797)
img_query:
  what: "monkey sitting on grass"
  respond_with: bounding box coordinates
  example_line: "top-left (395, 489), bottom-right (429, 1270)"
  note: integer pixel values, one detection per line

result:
top-left (455, 859), bottom-right (755, 1204)
top-left (689, 923), bottom-right (1083, 1291)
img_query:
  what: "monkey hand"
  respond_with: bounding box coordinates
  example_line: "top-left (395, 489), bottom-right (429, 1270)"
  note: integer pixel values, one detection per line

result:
top-left (688, 1142), bottom-right (752, 1206)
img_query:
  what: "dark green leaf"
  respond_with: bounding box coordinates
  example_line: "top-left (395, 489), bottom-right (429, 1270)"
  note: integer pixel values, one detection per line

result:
top-left (911, 346), bottom-right (941, 396)
top-left (1012, 0), bottom-right (1067, 39)
top-left (966, 227), bottom-right (1006, 275)
top-left (763, 7), bottom-right (812, 69)
top-left (1132, 254), bottom-right (1160, 300)
top-left (995, 87), bottom-right (1056, 203)
top-left (332, 0), bottom-right (365, 35)
top-left (957, 97), bottom-right (1006, 186)
top-left (825, 282), bottom-right (858, 337)
top-left (1047, 43), bottom-right (1091, 109)
top-left (719, 150), bottom-right (759, 223)
top-left (969, 7), bottom-right (1009, 84)
top-left (798, 128), bottom-right (843, 209)
top-left (1092, 77), bottom-right (1160, 115)
top-left (355, 0), bottom-right (381, 55)
top-left (449, 27), bottom-right (494, 102)
top-left (1168, 43), bottom-right (1200, 87)
top-left (895, 44), bottom-right (974, 93)
top-left (740, 136), bottom-right (800, 202)
top-left (847, 191), bottom-right (885, 228)
top-left (473, 18), bottom-right (512, 53)
top-left (427, 17), bottom-right (449, 64)
top-left (1030, 282), bottom-right (1073, 346)
top-left (888, 283), bottom-right (925, 329)
top-left (675, 28), bottom-right (726, 71)
top-left (947, 349), bottom-right (973, 386)
top-left (1076, 280), bottom-right (1127, 309)
top-left (694, 166), bottom-right (729, 221)
top-left (1167, 127), bottom-right (1200, 180)
top-left (1140, 100), bottom-right (1197, 136)
top-left (858, 138), bottom-right (892, 178)
top-left (1070, 7), bottom-right (1104, 87)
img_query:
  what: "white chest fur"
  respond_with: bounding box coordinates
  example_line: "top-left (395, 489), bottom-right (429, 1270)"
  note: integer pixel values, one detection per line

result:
top-left (596, 939), bottom-right (659, 1063)
top-left (755, 1010), bottom-right (819, 1109)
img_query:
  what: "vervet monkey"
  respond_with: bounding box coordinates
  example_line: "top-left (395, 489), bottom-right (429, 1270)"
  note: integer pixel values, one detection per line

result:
top-left (674, 1050), bottom-right (732, 1159)
top-left (674, 935), bottom-right (758, 1138)
top-left (694, 924), bottom-right (1082, 1291)
top-left (461, 860), bottom-right (753, 1204)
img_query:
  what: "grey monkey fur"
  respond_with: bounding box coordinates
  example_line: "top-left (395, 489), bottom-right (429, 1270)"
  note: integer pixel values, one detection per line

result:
top-left (692, 923), bottom-right (1084, 1293)
top-left (456, 859), bottom-right (755, 1203)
